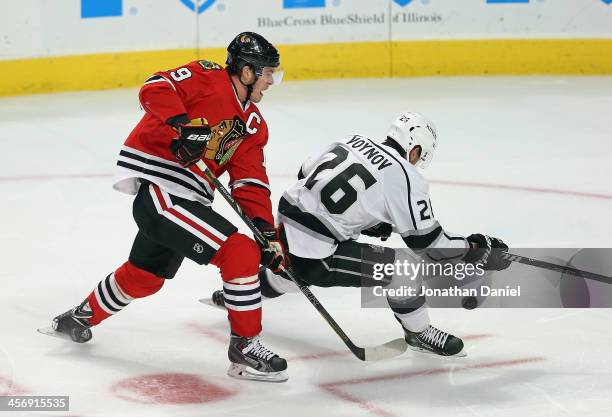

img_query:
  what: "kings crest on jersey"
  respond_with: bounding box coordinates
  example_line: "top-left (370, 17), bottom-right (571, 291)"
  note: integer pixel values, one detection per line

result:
top-left (279, 134), bottom-right (469, 259)
top-left (112, 59), bottom-right (274, 223)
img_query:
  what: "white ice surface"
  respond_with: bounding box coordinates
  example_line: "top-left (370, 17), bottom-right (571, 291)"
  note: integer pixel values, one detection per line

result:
top-left (1, 76), bottom-right (612, 417)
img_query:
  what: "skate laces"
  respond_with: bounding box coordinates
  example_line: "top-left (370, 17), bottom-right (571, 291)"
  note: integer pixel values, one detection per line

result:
top-left (419, 326), bottom-right (449, 348)
top-left (243, 338), bottom-right (276, 361)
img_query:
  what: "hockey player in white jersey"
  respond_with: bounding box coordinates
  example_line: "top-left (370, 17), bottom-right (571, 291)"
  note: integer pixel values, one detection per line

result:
top-left (213, 111), bottom-right (511, 357)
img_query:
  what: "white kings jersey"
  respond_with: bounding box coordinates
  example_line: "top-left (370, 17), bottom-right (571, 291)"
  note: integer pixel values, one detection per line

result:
top-left (278, 134), bottom-right (470, 259)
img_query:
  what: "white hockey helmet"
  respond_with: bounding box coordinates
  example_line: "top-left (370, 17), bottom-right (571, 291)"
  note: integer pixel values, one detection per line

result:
top-left (386, 111), bottom-right (438, 169)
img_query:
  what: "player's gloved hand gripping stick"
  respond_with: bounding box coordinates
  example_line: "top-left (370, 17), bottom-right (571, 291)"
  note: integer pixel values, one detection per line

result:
top-left (195, 160), bottom-right (407, 361)
top-left (171, 122), bottom-right (213, 167)
top-left (465, 234), bottom-right (612, 283)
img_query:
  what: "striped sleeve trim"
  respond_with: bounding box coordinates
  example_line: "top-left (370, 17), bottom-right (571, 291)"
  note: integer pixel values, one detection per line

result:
top-left (143, 74), bottom-right (175, 90)
top-left (399, 221), bottom-right (441, 238)
top-left (117, 146), bottom-right (214, 202)
top-left (444, 232), bottom-right (468, 242)
top-left (230, 178), bottom-right (271, 192)
top-left (402, 226), bottom-right (443, 250)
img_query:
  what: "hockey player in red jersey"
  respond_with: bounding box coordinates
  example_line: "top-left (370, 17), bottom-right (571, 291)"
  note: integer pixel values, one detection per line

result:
top-left (48, 32), bottom-right (289, 382)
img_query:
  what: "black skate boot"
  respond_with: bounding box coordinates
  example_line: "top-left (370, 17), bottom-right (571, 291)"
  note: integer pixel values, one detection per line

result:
top-left (227, 333), bottom-right (288, 382)
top-left (404, 325), bottom-right (465, 357)
top-left (51, 300), bottom-right (93, 343)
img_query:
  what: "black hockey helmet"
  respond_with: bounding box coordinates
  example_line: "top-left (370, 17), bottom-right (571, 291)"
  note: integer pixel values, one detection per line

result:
top-left (226, 32), bottom-right (280, 75)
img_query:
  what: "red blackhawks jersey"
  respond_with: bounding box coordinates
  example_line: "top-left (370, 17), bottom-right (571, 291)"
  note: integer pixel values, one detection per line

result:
top-left (113, 59), bottom-right (274, 224)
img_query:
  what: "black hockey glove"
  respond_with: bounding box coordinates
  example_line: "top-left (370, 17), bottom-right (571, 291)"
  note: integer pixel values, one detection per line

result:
top-left (170, 123), bottom-right (212, 167)
top-left (463, 234), bottom-right (511, 271)
top-left (361, 222), bottom-right (393, 241)
top-left (253, 219), bottom-right (287, 273)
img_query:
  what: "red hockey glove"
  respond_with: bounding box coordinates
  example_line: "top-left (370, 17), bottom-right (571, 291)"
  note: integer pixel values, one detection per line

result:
top-left (170, 123), bottom-right (212, 167)
top-left (253, 219), bottom-right (287, 273)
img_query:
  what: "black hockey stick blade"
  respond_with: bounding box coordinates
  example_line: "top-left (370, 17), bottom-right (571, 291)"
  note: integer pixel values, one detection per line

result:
top-left (503, 252), bottom-right (612, 284)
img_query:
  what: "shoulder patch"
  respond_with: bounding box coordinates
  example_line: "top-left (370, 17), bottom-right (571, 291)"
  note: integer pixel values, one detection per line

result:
top-left (198, 60), bottom-right (223, 71)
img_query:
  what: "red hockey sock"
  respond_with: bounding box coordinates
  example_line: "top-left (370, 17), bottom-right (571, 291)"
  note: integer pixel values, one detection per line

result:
top-left (211, 233), bottom-right (262, 338)
top-left (86, 261), bottom-right (165, 326)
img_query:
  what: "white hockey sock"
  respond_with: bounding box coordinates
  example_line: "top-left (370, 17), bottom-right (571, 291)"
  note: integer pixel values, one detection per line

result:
top-left (394, 305), bottom-right (430, 333)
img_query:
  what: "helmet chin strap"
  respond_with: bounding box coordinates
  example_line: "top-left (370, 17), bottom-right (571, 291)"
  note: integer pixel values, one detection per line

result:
top-left (237, 66), bottom-right (259, 103)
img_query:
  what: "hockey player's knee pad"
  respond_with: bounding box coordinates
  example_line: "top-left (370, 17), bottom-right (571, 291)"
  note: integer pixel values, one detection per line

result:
top-left (211, 233), bottom-right (260, 281)
top-left (114, 261), bottom-right (165, 298)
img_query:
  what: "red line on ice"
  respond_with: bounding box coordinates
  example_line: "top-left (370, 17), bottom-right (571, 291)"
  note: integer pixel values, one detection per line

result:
top-left (322, 384), bottom-right (397, 417)
top-left (429, 178), bottom-right (612, 201)
top-left (288, 351), bottom-right (352, 362)
top-left (462, 333), bottom-right (493, 341)
top-left (1, 172), bottom-right (610, 201)
top-left (325, 356), bottom-right (545, 386)
top-left (0, 173), bottom-right (112, 182)
top-left (288, 334), bottom-right (492, 361)
top-left (319, 356), bottom-right (545, 417)
top-left (190, 325), bottom-right (494, 362)
top-left (187, 323), bottom-right (229, 344)
top-left (0, 375), bottom-right (30, 395)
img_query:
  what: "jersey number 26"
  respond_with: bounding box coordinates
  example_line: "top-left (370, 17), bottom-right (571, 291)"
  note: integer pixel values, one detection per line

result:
top-left (305, 147), bottom-right (377, 214)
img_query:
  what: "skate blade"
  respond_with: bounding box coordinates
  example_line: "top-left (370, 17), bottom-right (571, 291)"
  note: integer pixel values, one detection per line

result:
top-left (407, 345), bottom-right (468, 358)
top-left (37, 326), bottom-right (91, 343)
top-left (198, 298), bottom-right (226, 311)
top-left (37, 326), bottom-right (70, 340)
top-left (227, 363), bottom-right (288, 383)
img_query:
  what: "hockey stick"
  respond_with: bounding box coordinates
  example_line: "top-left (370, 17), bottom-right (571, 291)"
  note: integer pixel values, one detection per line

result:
top-left (195, 160), bottom-right (406, 361)
top-left (502, 252), bottom-right (612, 284)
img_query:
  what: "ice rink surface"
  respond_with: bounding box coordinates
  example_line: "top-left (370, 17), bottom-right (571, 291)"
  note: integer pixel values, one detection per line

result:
top-left (1, 76), bottom-right (612, 417)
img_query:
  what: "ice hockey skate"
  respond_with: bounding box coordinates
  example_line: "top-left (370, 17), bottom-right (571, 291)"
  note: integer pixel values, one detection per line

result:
top-left (198, 289), bottom-right (226, 310)
top-left (403, 324), bottom-right (466, 357)
top-left (227, 333), bottom-right (288, 382)
top-left (38, 301), bottom-right (93, 343)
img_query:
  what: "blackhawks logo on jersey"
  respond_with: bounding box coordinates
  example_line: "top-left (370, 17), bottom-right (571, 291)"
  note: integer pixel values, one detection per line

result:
top-left (198, 60), bottom-right (222, 71)
top-left (205, 117), bottom-right (246, 166)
